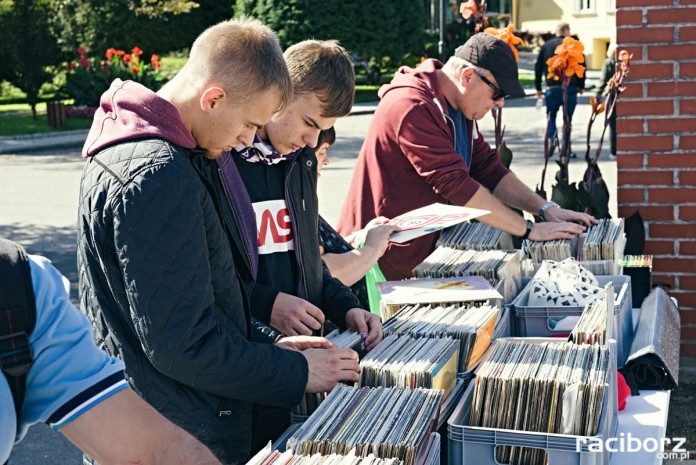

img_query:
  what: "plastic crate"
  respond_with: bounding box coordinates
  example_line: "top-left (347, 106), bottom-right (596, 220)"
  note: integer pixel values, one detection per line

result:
top-left (447, 338), bottom-right (618, 465)
top-left (506, 276), bottom-right (633, 367)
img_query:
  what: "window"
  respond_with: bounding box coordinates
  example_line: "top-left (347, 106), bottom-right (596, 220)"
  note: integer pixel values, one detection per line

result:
top-left (575, 0), bottom-right (595, 13)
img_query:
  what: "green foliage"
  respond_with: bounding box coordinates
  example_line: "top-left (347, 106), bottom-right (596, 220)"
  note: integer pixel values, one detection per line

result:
top-left (64, 46), bottom-right (167, 107)
top-left (234, 0), bottom-right (428, 84)
top-left (52, 0), bottom-right (232, 58)
top-left (1, 0), bottom-right (66, 117)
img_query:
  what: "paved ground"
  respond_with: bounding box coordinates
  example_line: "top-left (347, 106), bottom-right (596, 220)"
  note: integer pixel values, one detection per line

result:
top-left (0, 90), bottom-right (621, 463)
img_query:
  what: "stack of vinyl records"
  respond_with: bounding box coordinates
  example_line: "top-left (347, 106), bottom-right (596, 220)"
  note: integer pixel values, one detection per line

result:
top-left (470, 340), bottom-right (610, 465)
top-left (247, 447), bottom-right (404, 465)
top-left (412, 248), bottom-right (521, 303)
top-left (359, 334), bottom-right (459, 397)
top-left (570, 299), bottom-right (609, 345)
top-left (581, 218), bottom-right (625, 262)
top-left (437, 222), bottom-right (513, 250)
top-left (287, 385), bottom-right (442, 465)
top-left (293, 330), bottom-right (364, 419)
top-left (382, 303), bottom-right (499, 372)
top-left (523, 238), bottom-right (573, 263)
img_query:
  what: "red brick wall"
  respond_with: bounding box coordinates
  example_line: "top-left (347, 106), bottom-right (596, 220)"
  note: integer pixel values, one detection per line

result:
top-left (617, 0), bottom-right (696, 358)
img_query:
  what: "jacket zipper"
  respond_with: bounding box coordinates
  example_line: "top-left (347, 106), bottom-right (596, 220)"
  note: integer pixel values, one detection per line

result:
top-left (434, 96), bottom-right (475, 166)
top-left (285, 160), bottom-right (310, 305)
top-left (218, 167), bottom-right (254, 274)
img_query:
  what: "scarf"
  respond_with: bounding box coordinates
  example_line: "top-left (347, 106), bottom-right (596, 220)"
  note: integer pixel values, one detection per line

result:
top-left (236, 134), bottom-right (300, 165)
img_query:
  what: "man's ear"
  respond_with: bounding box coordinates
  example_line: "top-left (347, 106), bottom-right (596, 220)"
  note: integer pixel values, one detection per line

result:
top-left (460, 68), bottom-right (474, 85)
top-left (199, 86), bottom-right (226, 112)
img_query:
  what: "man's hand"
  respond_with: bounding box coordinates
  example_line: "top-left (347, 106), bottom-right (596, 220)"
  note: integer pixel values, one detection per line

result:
top-left (303, 347), bottom-right (360, 392)
top-left (270, 293), bottom-right (324, 336)
top-left (275, 335), bottom-right (335, 351)
top-left (544, 206), bottom-right (597, 227)
top-left (528, 221), bottom-right (587, 241)
top-left (345, 308), bottom-right (383, 350)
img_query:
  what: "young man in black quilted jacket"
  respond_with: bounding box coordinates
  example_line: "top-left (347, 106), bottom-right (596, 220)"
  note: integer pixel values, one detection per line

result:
top-left (77, 19), bottom-right (360, 465)
top-left (193, 39), bottom-right (382, 449)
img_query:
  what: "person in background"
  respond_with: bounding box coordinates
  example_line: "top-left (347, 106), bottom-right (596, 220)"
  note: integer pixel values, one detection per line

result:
top-left (0, 239), bottom-right (221, 465)
top-left (597, 44), bottom-right (617, 160)
top-left (338, 33), bottom-right (596, 281)
top-left (77, 19), bottom-right (357, 465)
top-left (534, 22), bottom-right (586, 158)
top-left (314, 127), bottom-right (399, 312)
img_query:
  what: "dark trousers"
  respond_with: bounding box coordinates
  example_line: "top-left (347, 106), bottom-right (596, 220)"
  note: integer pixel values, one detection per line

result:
top-left (545, 86), bottom-right (579, 151)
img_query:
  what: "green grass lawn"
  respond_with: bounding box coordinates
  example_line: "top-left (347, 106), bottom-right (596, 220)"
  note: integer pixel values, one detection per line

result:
top-left (0, 114), bottom-right (92, 136)
top-left (0, 102), bottom-right (48, 114)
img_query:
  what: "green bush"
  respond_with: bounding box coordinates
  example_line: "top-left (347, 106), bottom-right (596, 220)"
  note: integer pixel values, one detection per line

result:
top-left (64, 46), bottom-right (167, 107)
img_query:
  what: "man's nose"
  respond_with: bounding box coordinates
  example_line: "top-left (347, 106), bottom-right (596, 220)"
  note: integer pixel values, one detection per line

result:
top-left (304, 128), bottom-right (321, 148)
top-left (239, 127), bottom-right (256, 147)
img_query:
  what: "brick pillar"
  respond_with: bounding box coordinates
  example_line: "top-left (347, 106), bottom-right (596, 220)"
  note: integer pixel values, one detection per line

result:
top-left (616, 0), bottom-right (696, 358)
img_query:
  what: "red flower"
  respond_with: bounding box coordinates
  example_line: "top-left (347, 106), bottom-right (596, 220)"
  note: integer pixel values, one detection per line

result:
top-left (106, 48), bottom-right (117, 61)
top-left (115, 49), bottom-right (125, 56)
top-left (123, 54), bottom-right (131, 64)
top-left (150, 54), bottom-right (161, 71)
top-left (131, 65), bottom-right (139, 74)
top-left (460, 0), bottom-right (477, 19)
top-left (79, 57), bottom-right (90, 69)
top-left (131, 46), bottom-right (143, 57)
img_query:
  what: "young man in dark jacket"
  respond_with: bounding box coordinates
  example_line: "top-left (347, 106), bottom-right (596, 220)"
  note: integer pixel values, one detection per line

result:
top-left (338, 33), bottom-right (596, 280)
top-left (194, 39), bottom-right (381, 448)
top-left (77, 19), bottom-right (359, 465)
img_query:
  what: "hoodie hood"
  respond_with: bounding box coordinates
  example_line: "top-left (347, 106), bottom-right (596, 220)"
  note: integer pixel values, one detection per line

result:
top-left (378, 59), bottom-right (446, 107)
top-left (82, 79), bottom-right (196, 158)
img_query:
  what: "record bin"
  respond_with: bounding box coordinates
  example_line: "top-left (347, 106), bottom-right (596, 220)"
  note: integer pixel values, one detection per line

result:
top-left (447, 338), bottom-right (618, 465)
top-left (507, 276), bottom-right (632, 367)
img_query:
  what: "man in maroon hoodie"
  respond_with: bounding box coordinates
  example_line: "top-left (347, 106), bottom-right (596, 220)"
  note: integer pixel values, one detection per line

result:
top-left (338, 33), bottom-right (596, 280)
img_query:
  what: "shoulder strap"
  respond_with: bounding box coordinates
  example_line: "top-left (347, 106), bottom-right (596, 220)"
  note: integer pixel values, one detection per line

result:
top-left (0, 238), bottom-right (36, 431)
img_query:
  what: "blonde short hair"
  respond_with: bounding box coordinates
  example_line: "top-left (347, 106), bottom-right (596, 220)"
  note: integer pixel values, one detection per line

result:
top-left (284, 40), bottom-right (355, 118)
top-left (182, 17), bottom-right (292, 113)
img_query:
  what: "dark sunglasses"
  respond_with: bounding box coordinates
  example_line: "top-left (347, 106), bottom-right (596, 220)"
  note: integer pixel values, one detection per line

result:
top-left (476, 71), bottom-right (508, 101)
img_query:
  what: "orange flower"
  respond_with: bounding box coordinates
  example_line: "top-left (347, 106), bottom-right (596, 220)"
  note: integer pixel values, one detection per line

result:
top-left (460, 0), bottom-right (477, 19)
top-left (618, 49), bottom-right (632, 74)
top-left (546, 36), bottom-right (585, 80)
top-left (485, 24), bottom-right (524, 60)
top-left (123, 54), bottom-right (131, 64)
top-left (131, 46), bottom-right (143, 57)
top-left (105, 48), bottom-right (117, 61)
top-left (589, 96), bottom-right (605, 115)
top-left (151, 54), bottom-right (161, 71)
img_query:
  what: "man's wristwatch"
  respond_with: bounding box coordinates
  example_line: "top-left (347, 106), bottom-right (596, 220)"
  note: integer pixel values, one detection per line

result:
top-left (539, 200), bottom-right (560, 219)
top-left (520, 219), bottom-right (534, 240)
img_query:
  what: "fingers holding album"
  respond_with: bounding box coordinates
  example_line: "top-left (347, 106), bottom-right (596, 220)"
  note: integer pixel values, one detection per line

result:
top-left (303, 347), bottom-right (360, 393)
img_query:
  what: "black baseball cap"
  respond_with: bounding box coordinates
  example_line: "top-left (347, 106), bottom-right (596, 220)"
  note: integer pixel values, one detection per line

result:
top-left (455, 33), bottom-right (525, 98)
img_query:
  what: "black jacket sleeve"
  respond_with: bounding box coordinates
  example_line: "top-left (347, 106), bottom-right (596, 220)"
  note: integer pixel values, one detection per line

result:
top-left (320, 259), bottom-right (362, 330)
top-left (111, 153), bottom-right (306, 407)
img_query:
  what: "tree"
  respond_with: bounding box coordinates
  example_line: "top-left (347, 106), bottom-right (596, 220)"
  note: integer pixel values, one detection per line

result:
top-left (2, 0), bottom-right (65, 117)
top-left (234, 0), bottom-right (427, 84)
top-left (52, 0), bottom-right (233, 58)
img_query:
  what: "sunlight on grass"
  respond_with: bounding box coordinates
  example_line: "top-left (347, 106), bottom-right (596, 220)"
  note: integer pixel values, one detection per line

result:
top-left (0, 102), bottom-right (48, 114)
top-left (0, 115), bottom-right (92, 136)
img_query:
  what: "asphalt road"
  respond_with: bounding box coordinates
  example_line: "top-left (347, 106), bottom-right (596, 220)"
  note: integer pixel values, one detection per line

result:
top-left (0, 94), bottom-right (616, 464)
